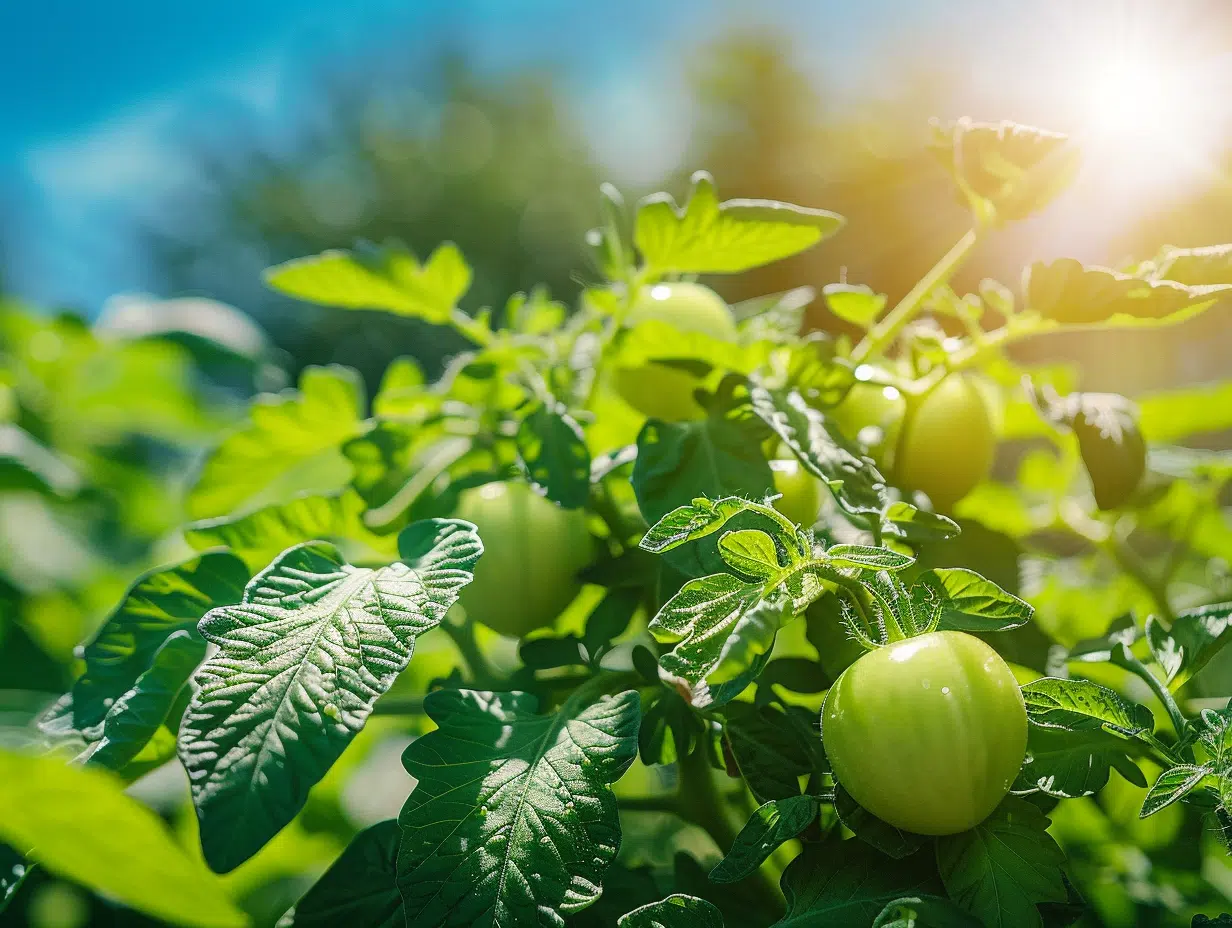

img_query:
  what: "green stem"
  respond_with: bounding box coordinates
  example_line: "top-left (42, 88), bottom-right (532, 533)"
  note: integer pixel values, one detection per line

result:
top-left (441, 615), bottom-right (499, 687)
top-left (852, 228), bottom-right (979, 364)
top-left (1115, 644), bottom-right (1188, 743)
top-left (372, 695), bottom-right (426, 716)
top-left (450, 309), bottom-right (494, 347)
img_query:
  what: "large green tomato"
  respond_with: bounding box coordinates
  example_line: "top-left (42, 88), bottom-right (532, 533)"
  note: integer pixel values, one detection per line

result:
top-left (893, 375), bottom-right (995, 510)
top-left (770, 458), bottom-right (822, 526)
top-left (612, 282), bottom-right (738, 421)
top-left (453, 482), bottom-right (593, 638)
top-left (822, 630), bottom-right (1027, 835)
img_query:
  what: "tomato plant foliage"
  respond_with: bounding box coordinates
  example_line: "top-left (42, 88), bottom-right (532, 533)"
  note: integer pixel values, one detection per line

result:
top-left (5, 116), bottom-right (1232, 928)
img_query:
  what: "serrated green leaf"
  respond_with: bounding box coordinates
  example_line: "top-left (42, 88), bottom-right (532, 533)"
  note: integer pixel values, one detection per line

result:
top-left (710, 796), bottom-right (817, 884)
top-left (396, 687), bottom-right (639, 927)
top-left (822, 283), bottom-right (887, 327)
top-left (833, 784), bottom-right (925, 860)
top-left (632, 411), bottom-right (775, 529)
top-left (187, 365), bottom-right (366, 520)
top-left (1021, 677), bottom-right (1155, 738)
top-left (772, 836), bottom-right (941, 927)
top-left (1140, 764), bottom-right (1210, 818)
top-left (723, 702), bottom-right (814, 804)
top-left (39, 551), bottom-right (248, 741)
top-left (1014, 726), bottom-right (1142, 799)
top-left (265, 242), bottom-right (471, 323)
top-left (635, 171), bottom-right (843, 276)
top-left (1025, 259), bottom-right (1229, 329)
top-left (718, 529), bottom-right (784, 579)
top-left (880, 501), bottom-right (961, 544)
top-left (638, 686), bottom-right (704, 766)
top-left (618, 894), bottom-right (725, 928)
top-left (824, 544), bottom-right (914, 571)
top-left (936, 797), bottom-right (1067, 928)
top-left (1145, 603), bottom-right (1232, 689)
top-left (180, 519), bottom-right (482, 872)
top-left (0, 750), bottom-right (246, 928)
top-left (278, 820), bottom-right (403, 927)
top-left (640, 496), bottom-right (802, 557)
top-left (750, 385), bottom-right (886, 519)
top-left (185, 489), bottom-right (396, 571)
top-left (518, 634), bottom-right (586, 670)
top-left (372, 356), bottom-right (426, 418)
top-left (516, 403), bottom-right (591, 509)
top-left (86, 629), bottom-right (205, 771)
top-left (917, 568), bottom-right (1033, 633)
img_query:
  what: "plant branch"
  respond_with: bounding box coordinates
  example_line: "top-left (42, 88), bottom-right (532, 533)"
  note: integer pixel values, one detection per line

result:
top-left (440, 614), bottom-right (499, 687)
top-left (1114, 644), bottom-right (1188, 742)
top-left (852, 227), bottom-right (979, 364)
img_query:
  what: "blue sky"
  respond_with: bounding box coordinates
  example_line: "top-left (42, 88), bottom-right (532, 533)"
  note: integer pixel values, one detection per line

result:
top-left (2, 1), bottom-right (1229, 312)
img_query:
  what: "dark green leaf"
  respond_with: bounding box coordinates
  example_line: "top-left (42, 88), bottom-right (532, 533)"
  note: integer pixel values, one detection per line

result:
top-left (648, 574), bottom-right (771, 685)
top-left (1145, 603), bottom-right (1232, 689)
top-left (772, 837), bottom-right (941, 927)
top-left (280, 820), bottom-right (403, 927)
top-left (873, 896), bottom-right (982, 928)
top-left (519, 634), bottom-right (586, 670)
top-left (723, 702), bottom-right (814, 803)
top-left (710, 796), bottom-right (818, 884)
top-left (639, 686), bottom-right (704, 766)
top-left (750, 385), bottom-right (886, 519)
top-left (936, 797), bottom-right (1067, 928)
top-left (1141, 764), bottom-right (1211, 818)
top-left (632, 412), bottom-right (774, 529)
top-left (1021, 677), bottom-right (1155, 738)
top-left (517, 403), bottom-right (591, 509)
top-left (584, 588), bottom-right (642, 657)
top-left (917, 568), bottom-right (1033, 633)
top-left (618, 894), bottom-right (725, 928)
top-left (1068, 393), bottom-right (1147, 510)
top-left (180, 519), bottom-right (482, 872)
top-left (758, 657), bottom-right (828, 695)
top-left (635, 171), bottom-right (844, 276)
top-left (833, 784), bottom-right (926, 860)
top-left (397, 687), bottom-right (640, 927)
top-left (39, 551), bottom-right (248, 740)
top-left (0, 751), bottom-right (245, 928)
top-left (1014, 726), bottom-right (1142, 799)
top-left (0, 845), bottom-right (30, 915)
top-left (86, 629), bottom-right (205, 771)
top-left (265, 241), bottom-right (471, 323)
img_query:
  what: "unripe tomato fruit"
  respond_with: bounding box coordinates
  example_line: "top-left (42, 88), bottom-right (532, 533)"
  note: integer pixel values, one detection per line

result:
top-left (822, 630), bottom-right (1027, 835)
top-left (827, 382), bottom-right (905, 468)
top-left (770, 458), bottom-right (822, 526)
top-left (452, 482), bottom-right (593, 638)
top-left (613, 282), bottom-right (738, 421)
top-left (894, 375), bottom-right (995, 510)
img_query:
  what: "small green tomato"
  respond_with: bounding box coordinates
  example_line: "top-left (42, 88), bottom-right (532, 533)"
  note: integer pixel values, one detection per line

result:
top-left (453, 481), bottom-right (593, 638)
top-left (770, 458), bottom-right (822, 527)
top-left (612, 282), bottom-right (737, 421)
top-left (822, 630), bottom-right (1027, 835)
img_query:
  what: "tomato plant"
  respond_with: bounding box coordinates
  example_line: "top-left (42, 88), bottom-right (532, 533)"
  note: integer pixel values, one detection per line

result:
top-left (4, 119), bottom-right (1232, 928)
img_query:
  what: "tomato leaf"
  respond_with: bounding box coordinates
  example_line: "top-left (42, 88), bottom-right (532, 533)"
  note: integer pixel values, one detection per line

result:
top-left (1153, 243), bottom-right (1232, 286)
top-left (617, 894), bottom-right (725, 927)
top-left (873, 895), bottom-right (982, 927)
top-left (833, 784), bottom-right (926, 860)
top-left (722, 702), bottom-right (815, 804)
top-left (185, 489), bottom-right (396, 571)
top-left (38, 551), bottom-right (248, 742)
top-left (1014, 726), bottom-right (1144, 799)
top-left (710, 796), bottom-right (818, 884)
top-left (936, 797), bottom-right (1067, 928)
top-left (1025, 259), bottom-right (1229, 329)
top-left (718, 529), bottom-right (786, 579)
top-left (750, 385), bottom-right (886, 520)
top-left (180, 519), bottom-right (482, 872)
top-left (265, 241), bottom-right (472, 324)
top-left (822, 283), bottom-right (886, 328)
top-left (516, 402), bottom-right (591, 509)
top-left (639, 686), bottom-right (705, 766)
top-left (635, 171), bottom-right (843, 276)
top-left (0, 751), bottom-right (246, 928)
top-left (396, 688), bottom-right (639, 927)
top-left (917, 568), bottom-right (1033, 633)
top-left (279, 820), bottom-right (403, 927)
top-left (1139, 382), bottom-right (1232, 443)
top-left (640, 496), bottom-right (805, 559)
top-left (187, 365), bottom-right (367, 520)
top-left (880, 501), bottom-right (961, 544)
top-left (1141, 765), bottom-right (1211, 818)
top-left (1020, 677), bottom-right (1155, 739)
top-left (1144, 603), bottom-right (1232, 690)
top-left (772, 837), bottom-right (942, 927)
top-left (823, 544), bottom-right (914, 571)
top-left (0, 845), bottom-right (30, 915)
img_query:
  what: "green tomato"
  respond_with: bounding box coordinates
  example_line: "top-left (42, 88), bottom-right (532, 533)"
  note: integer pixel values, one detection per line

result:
top-left (453, 481), bottom-right (593, 638)
top-left (827, 381), bottom-right (905, 468)
top-left (770, 458), bottom-right (822, 526)
top-left (613, 282), bottom-right (737, 421)
top-left (822, 630), bottom-right (1027, 835)
top-left (894, 375), bottom-right (995, 510)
